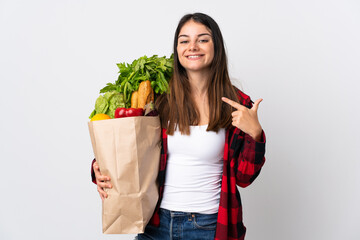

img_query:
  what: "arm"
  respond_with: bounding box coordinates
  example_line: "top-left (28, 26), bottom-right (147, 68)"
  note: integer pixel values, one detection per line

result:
top-left (223, 90), bottom-right (266, 187)
top-left (233, 129), bottom-right (266, 188)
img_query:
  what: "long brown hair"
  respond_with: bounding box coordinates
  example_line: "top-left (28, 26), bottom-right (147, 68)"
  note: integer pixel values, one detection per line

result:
top-left (156, 13), bottom-right (240, 135)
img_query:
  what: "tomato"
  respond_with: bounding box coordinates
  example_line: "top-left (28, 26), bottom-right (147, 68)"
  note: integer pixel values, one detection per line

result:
top-left (126, 108), bottom-right (144, 117)
top-left (114, 108), bottom-right (127, 118)
top-left (114, 108), bottom-right (144, 118)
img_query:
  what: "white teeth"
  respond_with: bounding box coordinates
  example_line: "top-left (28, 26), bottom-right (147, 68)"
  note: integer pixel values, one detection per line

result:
top-left (187, 55), bottom-right (201, 59)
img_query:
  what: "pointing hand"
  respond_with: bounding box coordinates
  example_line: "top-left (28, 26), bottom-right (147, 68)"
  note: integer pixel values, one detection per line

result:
top-left (221, 97), bottom-right (263, 141)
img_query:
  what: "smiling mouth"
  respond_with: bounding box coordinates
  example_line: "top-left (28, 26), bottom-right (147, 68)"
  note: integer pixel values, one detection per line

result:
top-left (186, 55), bottom-right (204, 59)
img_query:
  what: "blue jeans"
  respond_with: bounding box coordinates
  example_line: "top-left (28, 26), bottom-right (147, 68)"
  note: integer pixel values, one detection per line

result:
top-left (136, 208), bottom-right (217, 240)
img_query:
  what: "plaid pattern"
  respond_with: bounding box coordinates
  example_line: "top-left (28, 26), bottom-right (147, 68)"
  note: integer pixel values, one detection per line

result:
top-left (91, 89), bottom-right (266, 240)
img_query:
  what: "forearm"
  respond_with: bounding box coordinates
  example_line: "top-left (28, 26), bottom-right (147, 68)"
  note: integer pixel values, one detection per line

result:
top-left (236, 131), bottom-right (266, 187)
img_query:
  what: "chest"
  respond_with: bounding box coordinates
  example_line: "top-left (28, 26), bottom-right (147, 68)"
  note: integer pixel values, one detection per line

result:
top-left (167, 125), bottom-right (226, 162)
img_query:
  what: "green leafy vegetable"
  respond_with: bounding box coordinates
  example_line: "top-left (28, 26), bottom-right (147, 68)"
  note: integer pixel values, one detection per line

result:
top-left (95, 95), bottom-right (108, 114)
top-left (107, 93), bottom-right (125, 118)
top-left (89, 91), bottom-right (125, 119)
top-left (89, 54), bottom-right (173, 117)
top-left (101, 54), bottom-right (173, 107)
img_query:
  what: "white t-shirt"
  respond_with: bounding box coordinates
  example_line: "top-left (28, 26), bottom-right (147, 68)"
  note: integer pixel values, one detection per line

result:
top-left (160, 124), bottom-right (225, 214)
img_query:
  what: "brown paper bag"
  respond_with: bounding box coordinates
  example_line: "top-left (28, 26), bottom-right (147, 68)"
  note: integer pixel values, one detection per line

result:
top-left (88, 116), bottom-right (161, 234)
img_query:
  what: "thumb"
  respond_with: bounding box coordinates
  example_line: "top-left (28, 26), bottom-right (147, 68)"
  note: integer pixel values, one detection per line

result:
top-left (252, 98), bottom-right (263, 112)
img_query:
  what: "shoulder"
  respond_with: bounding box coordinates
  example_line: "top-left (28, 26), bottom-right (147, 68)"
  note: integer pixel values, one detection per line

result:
top-left (233, 86), bottom-right (253, 109)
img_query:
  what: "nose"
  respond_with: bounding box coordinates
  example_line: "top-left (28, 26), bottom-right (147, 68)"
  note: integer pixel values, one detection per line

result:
top-left (189, 41), bottom-right (199, 51)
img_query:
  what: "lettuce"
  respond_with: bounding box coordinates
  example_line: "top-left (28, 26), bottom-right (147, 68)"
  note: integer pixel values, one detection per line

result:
top-left (89, 91), bottom-right (125, 119)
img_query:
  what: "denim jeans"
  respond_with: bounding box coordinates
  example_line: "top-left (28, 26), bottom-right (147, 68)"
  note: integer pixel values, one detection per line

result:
top-left (136, 208), bottom-right (217, 240)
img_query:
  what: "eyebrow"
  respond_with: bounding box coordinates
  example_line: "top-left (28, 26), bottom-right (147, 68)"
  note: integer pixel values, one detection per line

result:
top-left (178, 33), bottom-right (212, 38)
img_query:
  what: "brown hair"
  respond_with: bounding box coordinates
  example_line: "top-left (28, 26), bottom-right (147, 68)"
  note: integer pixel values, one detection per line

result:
top-left (156, 13), bottom-right (240, 135)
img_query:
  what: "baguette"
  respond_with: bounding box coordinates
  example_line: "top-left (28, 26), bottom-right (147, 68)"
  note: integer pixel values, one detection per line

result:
top-left (131, 91), bottom-right (138, 108)
top-left (138, 80), bottom-right (152, 108)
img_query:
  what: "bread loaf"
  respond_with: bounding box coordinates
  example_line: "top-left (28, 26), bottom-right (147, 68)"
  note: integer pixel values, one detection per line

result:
top-left (138, 80), bottom-right (152, 108)
top-left (131, 91), bottom-right (138, 108)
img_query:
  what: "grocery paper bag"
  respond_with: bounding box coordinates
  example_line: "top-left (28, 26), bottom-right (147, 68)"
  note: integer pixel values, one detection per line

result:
top-left (88, 116), bottom-right (161, 234)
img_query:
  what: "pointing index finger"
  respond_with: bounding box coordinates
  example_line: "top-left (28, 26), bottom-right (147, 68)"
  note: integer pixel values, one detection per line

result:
top-left (221, 97), bottom-right (243, 110)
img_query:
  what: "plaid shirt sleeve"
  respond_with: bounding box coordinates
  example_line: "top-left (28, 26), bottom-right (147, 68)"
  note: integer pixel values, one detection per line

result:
top-left (230, 89), bottom-right (266, 187)
top-left (148, 127), bottom-right (168, 226)
top-left (215, 89), bottom-right (266, 240)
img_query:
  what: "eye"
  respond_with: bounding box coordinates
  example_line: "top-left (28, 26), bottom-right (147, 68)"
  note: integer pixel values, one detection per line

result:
top-left (199, 39), bottom-right (209, 43)
top-left (179, 40), bottom-right (189, 44)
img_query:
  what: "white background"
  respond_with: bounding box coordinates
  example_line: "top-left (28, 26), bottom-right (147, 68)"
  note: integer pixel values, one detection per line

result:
top-left (0, 0), bottom-right (359, 239)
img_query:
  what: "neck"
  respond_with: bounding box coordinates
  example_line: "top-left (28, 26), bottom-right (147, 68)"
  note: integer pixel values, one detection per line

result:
top-left (187, 70), bottom-right (210, 97)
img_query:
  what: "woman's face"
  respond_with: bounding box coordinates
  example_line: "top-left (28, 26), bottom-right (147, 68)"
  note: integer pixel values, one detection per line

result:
top-left (177, 20), bottom-right (214, 75)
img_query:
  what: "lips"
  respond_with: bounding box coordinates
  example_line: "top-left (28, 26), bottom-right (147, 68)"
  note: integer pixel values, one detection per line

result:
top-left (186, 54), bottom-right (204, 59)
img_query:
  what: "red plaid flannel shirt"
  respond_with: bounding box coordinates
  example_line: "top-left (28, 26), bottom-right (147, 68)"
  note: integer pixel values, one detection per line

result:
top-left (91, 90), bottom-right (266, 240)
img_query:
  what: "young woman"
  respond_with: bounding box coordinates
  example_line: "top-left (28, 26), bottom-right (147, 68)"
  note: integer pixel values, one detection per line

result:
top-left (92, 13), bottom-right (266, 240)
